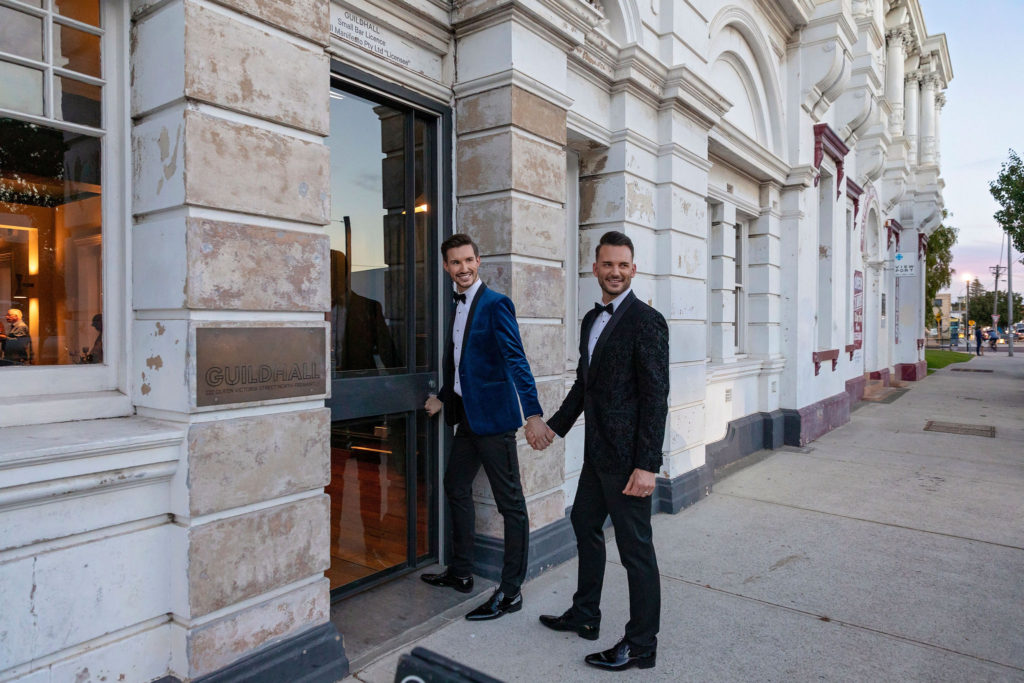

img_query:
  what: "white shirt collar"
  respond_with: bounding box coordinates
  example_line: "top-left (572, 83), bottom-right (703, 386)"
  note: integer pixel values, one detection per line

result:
top-left (599, 288), bottom-right (632, 313)
top-left (455, 277), bottom-right (483, 305)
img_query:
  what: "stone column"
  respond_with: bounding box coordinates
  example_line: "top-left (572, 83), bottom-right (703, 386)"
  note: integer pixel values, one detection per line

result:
top-left (935, 92), bottom-right (946, 165)
top-left (748, 183), bottom-right (783, 359)
top-left (709, 203), bottom-right (738, 364)
top-left (131, 1), bottom-right (342, 679)
top-left (919, 72), bottom-right (938, 165)
top-left (904, 71), bottom-right (921, 165)
top-left (452, 9), bottom-right (573, 574)
top-left (885, 27), bottom-right (910, 137)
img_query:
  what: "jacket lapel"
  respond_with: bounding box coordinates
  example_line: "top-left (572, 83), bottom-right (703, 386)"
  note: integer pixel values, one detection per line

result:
top-left (464, 282), bottom-right (486, 340)
top-left (586, 291), bottom-right (637, 384)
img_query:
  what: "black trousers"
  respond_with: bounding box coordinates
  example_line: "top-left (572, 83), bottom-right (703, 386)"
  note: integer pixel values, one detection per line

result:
top-left (444, 418), bottom-right (529, 596)
top-left (568, 461), bottom-right (660, 650)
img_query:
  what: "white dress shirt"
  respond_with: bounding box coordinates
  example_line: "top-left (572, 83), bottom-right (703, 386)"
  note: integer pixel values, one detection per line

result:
top-left (452, 278), bottom-right (483, 397)
top-left (588, 288), bottom-right (632, 360)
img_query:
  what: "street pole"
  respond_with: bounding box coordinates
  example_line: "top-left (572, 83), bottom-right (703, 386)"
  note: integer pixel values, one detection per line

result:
top-left (1009, 239), bottom-right (1015, 357)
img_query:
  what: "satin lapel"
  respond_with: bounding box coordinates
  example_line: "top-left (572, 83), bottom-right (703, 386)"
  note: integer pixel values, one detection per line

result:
top-left (442, 293), bottom-right (457, 386)
top-left (579, 309), bottom-right (597, 381)
top-left (586, 291), bottom-right (637, 385)
top-left (464, 282), bottom-right (486, 341)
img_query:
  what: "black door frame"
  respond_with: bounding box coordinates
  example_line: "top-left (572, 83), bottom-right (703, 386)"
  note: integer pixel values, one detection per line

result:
top-left (326, 62), bottom-right (452, 600)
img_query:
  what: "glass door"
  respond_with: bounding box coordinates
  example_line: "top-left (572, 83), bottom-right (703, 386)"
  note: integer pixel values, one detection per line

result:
top-left (325, 80), bottom-right (441, 597)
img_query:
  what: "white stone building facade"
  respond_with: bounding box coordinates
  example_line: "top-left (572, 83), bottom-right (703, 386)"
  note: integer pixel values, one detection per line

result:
top-left (0, 0), bottom-right (949, 680)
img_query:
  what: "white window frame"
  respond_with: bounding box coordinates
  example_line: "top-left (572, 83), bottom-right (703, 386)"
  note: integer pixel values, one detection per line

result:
top-left (0, 1), bottom-right (130, 427)
top-left (734, 218), bottom-right (748, 354)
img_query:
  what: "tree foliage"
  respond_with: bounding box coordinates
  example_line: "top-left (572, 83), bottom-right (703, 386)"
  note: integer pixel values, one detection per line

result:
top-left (924, 215), bottom-right (957, 317)
top-left (962, 278), bottom-right (1023, 328)
top-left (989, 149), bottom-right (1024, 263)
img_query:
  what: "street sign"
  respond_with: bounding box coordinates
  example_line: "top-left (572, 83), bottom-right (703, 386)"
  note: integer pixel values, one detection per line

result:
top-left (894, 252), bottom-right (917, 277)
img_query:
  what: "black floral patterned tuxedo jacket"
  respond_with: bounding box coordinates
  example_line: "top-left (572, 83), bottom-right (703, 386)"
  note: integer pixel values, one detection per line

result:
top-left (547, 291), bottom-right (669, 475)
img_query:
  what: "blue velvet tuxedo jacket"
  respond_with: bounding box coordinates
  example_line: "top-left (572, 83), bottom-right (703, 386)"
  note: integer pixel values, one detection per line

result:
top-left (547, 291), bottom-right (669, 474)
top-left (440, 283), bottom-right (542, 436)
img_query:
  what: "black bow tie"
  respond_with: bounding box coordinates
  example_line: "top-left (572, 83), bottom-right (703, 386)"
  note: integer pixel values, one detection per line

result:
top-left (453, 291), bottom-right (467, 304)
top-left (594, 302), bottom-right (614, 315)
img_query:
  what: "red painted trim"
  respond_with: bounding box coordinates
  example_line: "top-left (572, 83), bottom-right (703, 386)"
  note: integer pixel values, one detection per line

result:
top-left (813, 123), bottom-right (849, 193)
top-left (846, 179), bottom-right (864, 223)
top-left (812, 348), bottom-right (840, 375)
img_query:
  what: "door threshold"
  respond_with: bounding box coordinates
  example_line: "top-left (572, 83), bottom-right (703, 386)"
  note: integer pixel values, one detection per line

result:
top-left (330, 566), bottom-right (495, 673)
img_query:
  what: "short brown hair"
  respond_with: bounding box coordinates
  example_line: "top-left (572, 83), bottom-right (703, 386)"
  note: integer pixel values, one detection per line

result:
top-left (441, 233), bottom-right (480, 260)
top-left (595, 230), bottom-right (634, 260)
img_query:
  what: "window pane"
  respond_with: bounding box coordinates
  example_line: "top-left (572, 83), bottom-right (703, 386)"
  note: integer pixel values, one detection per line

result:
top-left (54, 76), bottom-right (101, 127)
top-left (0, 7), bottom-right (43, 61)
top-left (54, 0), bottom-right (100, 27)
top-left (0, 61), bottom-right (44, 116)
top-left (0, 119), bottom-right (103, 367)
top-left (327, 90), bottom-right (408, 377)
top-left (53, 22), bottom-right (101, 78)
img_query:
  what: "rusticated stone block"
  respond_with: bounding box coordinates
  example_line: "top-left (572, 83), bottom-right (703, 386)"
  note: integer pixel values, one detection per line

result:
top-left (207, 0), bottom-right (329, 45)
top-left (458, 196), bottom-right (565, 260)
top-left (457, 86), bottom-right (566, 145)
top-left (474, 490), bottom-right (565, 536)
top-left (535, 377), bottom-right (569, 418)
top-left (185, 3), bottom-right (329, 134)
top-left (187, 578), bottom-right (329, 677)
top-left (479, 261), bottom-right (565, 319)
top-left (517, 437), bottom-right (565, 497)
top-left (185, 218), bottom-right (330, 311)
top-left (518, 324), bottom-right (564, 378)
top-left (189, 496), bottom-right (330, 616)
top-left (184, 110), bottom-right (330, 224)
top-left (457, 131), bottom-right (564, 203)
top-left (188, 408), bottom-right (330, 516)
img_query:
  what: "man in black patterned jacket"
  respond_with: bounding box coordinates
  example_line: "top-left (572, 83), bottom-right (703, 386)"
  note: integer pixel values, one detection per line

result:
top-left (538, 230), bottom-right (669, 673)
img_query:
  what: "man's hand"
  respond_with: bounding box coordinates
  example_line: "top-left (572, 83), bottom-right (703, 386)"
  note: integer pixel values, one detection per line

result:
top-left (622, 468), bottom-right (656, 497)
top-left (424, 395), bottom-right (443, 417)
top-left (524, 415), bottom-right (552, 450)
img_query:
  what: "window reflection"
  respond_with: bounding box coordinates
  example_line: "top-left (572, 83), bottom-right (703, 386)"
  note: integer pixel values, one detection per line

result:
top-left (327, 90), bottom-right (409, 376)
top-left (0, 119), bottom-right (102, 366)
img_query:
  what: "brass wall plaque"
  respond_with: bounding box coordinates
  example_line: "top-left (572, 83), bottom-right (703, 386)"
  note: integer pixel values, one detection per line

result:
top-left (196, 327), bottom-right (327, 407)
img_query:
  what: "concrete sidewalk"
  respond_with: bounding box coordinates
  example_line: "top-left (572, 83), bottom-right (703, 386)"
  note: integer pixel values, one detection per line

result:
top-left (344, 354), bottom-right (1024, 682)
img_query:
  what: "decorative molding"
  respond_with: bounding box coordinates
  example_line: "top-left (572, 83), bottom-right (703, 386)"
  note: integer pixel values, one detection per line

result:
top-left (812, 348), bottom-right (840, 375)
top-left (813, 123), bottom-right (849, 195)
top-left (661, 64), bottom-right (732, 131)
top-left (885, 217), bottom-right (902, 250)
top-left (846, 178), bottom-right (865, 222)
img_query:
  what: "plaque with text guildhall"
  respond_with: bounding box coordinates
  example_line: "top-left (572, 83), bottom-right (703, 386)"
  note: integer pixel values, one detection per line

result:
top-left (196, 327), bottom-right (327, 407)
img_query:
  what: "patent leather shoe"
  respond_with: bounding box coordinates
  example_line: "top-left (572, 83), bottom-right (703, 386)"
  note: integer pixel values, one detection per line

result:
top-left (420, 569), bottom-right (473, 593)
top-left (584, 639), bottom-right (656, 671)
top-left (465, 590), bottom-right (522, 620)
top-left (539, 612), bottom-right (599, 640)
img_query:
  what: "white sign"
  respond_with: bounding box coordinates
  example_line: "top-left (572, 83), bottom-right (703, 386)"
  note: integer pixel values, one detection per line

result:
top-left (329, 8), bottom-right (441, 78)
top-left (893, 252), bottom-right (917, 277)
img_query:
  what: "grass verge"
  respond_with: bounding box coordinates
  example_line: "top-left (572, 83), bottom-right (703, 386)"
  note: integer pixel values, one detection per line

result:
top-left (925, 349), bottom-right (974, 371)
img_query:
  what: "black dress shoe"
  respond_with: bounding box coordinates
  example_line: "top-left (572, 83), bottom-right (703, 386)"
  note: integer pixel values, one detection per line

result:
top-left (584, 639), bottom-right (656, 671)
top-left (465, 590), bottom-right (522, 620)
top-left (539, 612), bottom-right (600, 640)
top-left (420, 569), bottom-right (473, 593)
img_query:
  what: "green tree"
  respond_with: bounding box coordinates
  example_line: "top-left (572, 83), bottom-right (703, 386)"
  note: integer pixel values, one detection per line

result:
top-left (989, 149), bottom-right (1024, 263)
top-left (964, 278), bottom-right (1023, 329)
top-left (923, 214), bottom-right (957, 325)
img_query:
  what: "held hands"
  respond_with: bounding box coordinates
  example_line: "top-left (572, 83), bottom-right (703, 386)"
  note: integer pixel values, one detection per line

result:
top-left (622, 468), bottom-right (656, 498)
top-left (424, 394), bottom-right (443, 417)
top-left (524, 416), bottom-right (556, 450)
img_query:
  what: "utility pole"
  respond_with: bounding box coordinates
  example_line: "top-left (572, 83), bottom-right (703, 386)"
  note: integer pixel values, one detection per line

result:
top-left (1009, 240), bottom-right (1015, 357)
top-left (990, 263), bottom-right (1004, 331)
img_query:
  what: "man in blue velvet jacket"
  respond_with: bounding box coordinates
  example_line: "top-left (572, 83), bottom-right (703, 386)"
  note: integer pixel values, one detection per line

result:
top-left (422, 233), bottom-right (550, 621)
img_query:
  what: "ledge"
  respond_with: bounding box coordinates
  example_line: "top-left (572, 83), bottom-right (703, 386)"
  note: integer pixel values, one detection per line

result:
top-left (812, 349), bottom-right (840, 376)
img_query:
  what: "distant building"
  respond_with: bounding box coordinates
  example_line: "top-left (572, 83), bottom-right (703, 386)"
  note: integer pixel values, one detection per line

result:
top-left (0, 0), bottom-right (950, 680)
